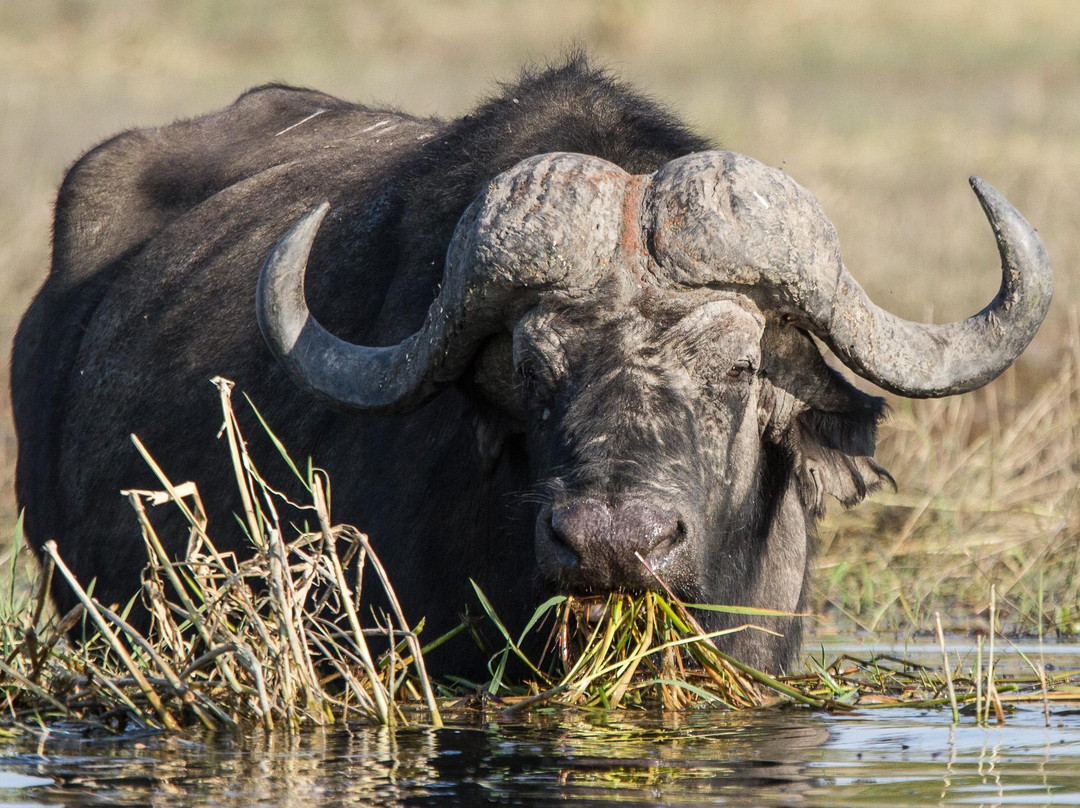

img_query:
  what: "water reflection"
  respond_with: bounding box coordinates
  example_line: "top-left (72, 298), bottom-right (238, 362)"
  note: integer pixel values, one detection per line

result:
top-left (1, 706), bottom-right (1078, 806)
top-left (813, 707), bottom-right (1080, 807)
top-left (410, 711), bottom-right (830, 806)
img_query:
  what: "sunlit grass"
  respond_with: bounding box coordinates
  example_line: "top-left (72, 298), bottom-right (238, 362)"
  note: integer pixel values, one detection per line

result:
top-left (467, 585), bottom-right (1080, 721)
top-left (816, 319), bottom-right (1080, 640)
top-left (0, 379), bottom-right (443, 732)
top-left (471, 586), bottom-right (813, 711)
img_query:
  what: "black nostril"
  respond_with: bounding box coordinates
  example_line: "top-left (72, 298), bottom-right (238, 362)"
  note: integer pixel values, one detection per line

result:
top-left (549, 499), bottom-right (612, 554)
top-left (616, 500), bottom-right (683, 558)
top-left (651, 517), bottom-right (683, 552)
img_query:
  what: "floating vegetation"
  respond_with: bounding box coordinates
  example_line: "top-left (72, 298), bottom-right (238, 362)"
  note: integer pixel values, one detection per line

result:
top-left (471, 584), bottom-right (819, 712)
top-left (472, 587), bottom-right (1080, 723)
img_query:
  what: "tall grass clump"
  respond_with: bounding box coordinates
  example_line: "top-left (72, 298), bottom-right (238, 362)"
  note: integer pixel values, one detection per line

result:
top-left (0, 378), bottom-right (441, 732)
top-left (472, 583), bottom-right (822, 712)
top-left (471, 583), bottom-right (1080, 722)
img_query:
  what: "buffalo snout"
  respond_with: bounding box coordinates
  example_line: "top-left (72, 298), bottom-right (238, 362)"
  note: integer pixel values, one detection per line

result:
top-left (539, 497), bottom-right (685, 591)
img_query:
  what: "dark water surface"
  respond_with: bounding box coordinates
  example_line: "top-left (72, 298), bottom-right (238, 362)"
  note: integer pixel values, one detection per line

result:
top-left (2, 643), bottom-right (1079, 807)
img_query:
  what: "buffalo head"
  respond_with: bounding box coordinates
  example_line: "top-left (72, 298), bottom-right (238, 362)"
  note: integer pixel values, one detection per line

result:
top-left (256, 150), bottom-right (1051, 665)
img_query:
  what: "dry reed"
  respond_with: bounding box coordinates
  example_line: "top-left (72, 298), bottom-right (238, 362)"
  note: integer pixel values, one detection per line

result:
top-left (0, 378), bottom-right (442, 732)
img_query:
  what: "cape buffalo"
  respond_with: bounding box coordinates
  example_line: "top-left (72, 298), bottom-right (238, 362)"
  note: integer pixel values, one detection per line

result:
top-left (11, 57), bottom-right (1051, 674)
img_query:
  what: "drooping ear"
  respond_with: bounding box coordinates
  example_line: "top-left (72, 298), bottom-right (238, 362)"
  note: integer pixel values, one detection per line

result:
top-left (758, 321), bottom-right (894, 516)
top-left (789, 391), bottom-right (894, 515)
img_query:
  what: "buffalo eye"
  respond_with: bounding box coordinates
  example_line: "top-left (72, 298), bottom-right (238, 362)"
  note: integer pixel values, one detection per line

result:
top-left (516, 359), bottom-right (558, 423)
top-left (727, 359), bottom-right (755, 380)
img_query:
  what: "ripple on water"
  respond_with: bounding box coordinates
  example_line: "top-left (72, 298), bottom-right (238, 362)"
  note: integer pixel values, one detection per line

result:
top-left (0, 677), bottom-right (1078, 806)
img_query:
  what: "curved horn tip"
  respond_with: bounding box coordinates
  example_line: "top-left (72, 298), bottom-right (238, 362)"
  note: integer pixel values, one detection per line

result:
top-left (262, 201), bottom-right (332, 285)
top-left (969, 175), bottom-right (1001, 215)
top-left (967, 176), bottom-right (1052, 278)
top-left (294, 201), bottom-right (332, 237)
top-left (257, 201), bottom-right (333, 357)
top-left (261, 202), bottom-right (333, 277)
top-left (968, 176), bottom-right (1024, 231)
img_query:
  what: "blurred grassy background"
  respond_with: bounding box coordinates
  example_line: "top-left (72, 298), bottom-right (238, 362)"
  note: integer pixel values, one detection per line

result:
top-left (1, 0), bottom-right (1077, 635)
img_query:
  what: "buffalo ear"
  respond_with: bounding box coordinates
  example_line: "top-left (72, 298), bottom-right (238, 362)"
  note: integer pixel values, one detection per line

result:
top-left (790, 395), bottom-right (894, 516)
top-left (759, 323), bottom-right (894, 516)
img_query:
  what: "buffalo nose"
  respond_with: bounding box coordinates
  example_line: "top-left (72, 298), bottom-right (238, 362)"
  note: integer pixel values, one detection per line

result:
top-left (550, 499), bottom-right (613, 555)
top-left (547, 498), bottom-right (683, 588)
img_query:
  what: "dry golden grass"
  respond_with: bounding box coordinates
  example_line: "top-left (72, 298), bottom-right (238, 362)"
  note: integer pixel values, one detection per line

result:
top-left (2, 1), bottom-right (1077, 638)
top-left (0, 379), bottom-right (444, 731)
top-left (816, 319), bottom-right (1080, 638)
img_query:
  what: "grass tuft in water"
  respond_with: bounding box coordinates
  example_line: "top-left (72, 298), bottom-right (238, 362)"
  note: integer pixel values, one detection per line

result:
top-left (470, 579), bottom-right (1080, 720)
top-left (495, 590), bottom-right (821, 711)
top-left (0, 377), bottom-right (442, 733)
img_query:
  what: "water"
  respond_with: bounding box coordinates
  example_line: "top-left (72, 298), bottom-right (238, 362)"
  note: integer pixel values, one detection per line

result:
top-left (2, 644), bottom-right (1079, 807)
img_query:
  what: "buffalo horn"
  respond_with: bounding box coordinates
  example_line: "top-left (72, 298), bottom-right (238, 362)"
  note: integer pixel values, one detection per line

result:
top-left (256, 154), bottom-right (628, 411)
top-left (645, 152), bottom-right (1053, 398)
